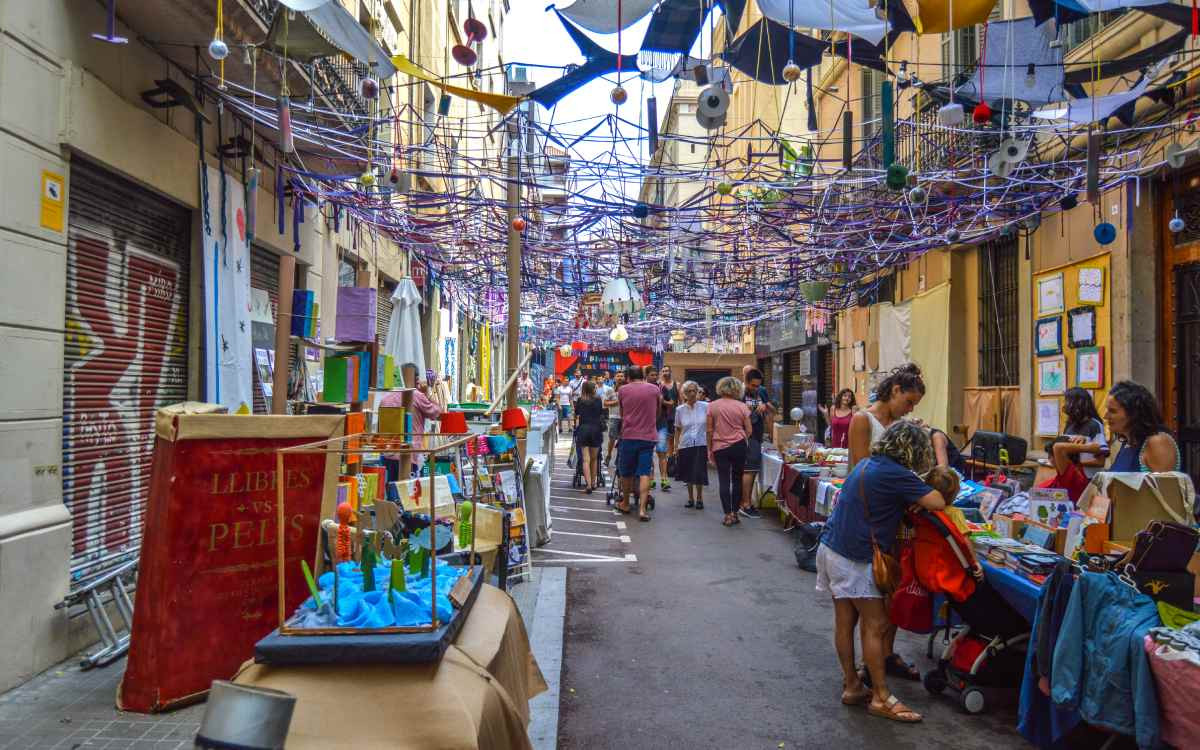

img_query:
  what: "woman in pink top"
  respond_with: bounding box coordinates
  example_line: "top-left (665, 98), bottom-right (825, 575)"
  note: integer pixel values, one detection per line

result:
top-left (378, 364), bottom-right (443, 472)
top-left (706, 376), bottom-right (753, 527)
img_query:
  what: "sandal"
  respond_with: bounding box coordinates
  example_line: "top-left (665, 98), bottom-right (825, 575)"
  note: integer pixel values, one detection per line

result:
top-left (639, 514), bottom-right (652, 522)
top-left (722, 516), bottom-right (735, 527)
top-left (867, 695), bottom-right (921, 723)
top-left (841, 686), bottom-right (872, 706)
top-left (685, 500), bottom-right (695, 508)
top-left (695, 501), bottom-right (703, 510)
top-left (885, 654), bottom-right (921, 682)
top-left (615, 504), bottom-right (632, 515)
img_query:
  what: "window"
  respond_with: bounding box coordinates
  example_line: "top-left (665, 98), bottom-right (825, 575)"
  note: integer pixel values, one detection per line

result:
top-left (1061, 10), bottom-right (1127, 52)
top-left (861, 68), bottom-right (883, 143)
top-left (978, 235), bottom-right (1019, 386)
top-left (941, 26), bottom-right (979, 81)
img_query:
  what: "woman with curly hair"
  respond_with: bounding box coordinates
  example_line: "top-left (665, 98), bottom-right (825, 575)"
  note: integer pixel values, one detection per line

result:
top-left (817, 421), bottom-right (945, 723)
top-left (848, 364), bottom-right (926, 469)
top-left (819, 388), bottom-right (858, 449)
top-left (1104, 381), bottom-right (1181, 473)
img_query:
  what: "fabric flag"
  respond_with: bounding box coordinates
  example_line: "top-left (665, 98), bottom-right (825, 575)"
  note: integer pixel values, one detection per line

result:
top-left (202, 166), bottom-right (253, 414)
top-left (756, 0), bottom-right (888, 45)
top-left (554, 0), bottom-right (658, 34)
top-left (528, 10), bottom-right (638, 108)
top-left (899, 0), bottom-right (999, 33)
top-left (391, 55), bottom-right (523, 114)
top-left (721, 18), bottom-right (826, 85)
top-left (956, 16), bottom-right (1065, 106)
top-left (1033, 73), bottom-right (1153, 125)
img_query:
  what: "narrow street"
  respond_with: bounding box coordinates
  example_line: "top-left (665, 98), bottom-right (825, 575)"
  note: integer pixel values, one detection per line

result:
top-left (542, 433), bottom-right (1024, 749)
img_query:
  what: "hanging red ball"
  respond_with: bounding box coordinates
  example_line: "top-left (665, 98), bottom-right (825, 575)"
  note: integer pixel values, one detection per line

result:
top-left (512, 217), bottom-right (527, 232)
top-left (972, 102), bottom-right (993, 125)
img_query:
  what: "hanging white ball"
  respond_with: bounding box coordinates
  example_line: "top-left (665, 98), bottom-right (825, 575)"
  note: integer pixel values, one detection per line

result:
top-left (610, 85), bottom-right (627, 105)
top-left (946, 228), bottom-right (961, 244)
top-left (789, 407), bottom-right (803, 421)
top-left (1169, 214), bottom-right (1186, 233)
top-left (908, 186), bottom-right (926, 203)
top-left (360, 77), bottom-right (379, 100)
top-left (782, 62), bottom-right (802, 83)
top-left (208, 37), bottom-right (229, 61)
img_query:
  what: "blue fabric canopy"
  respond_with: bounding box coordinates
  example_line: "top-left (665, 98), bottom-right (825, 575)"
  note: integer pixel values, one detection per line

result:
top-left (528, 9), bottom-right (638, 108)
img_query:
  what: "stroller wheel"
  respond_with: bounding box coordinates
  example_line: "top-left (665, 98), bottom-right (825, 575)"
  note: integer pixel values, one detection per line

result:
top-left (922, 669), bottom-right (947, 696)
top-left (960, 688), bottom-right (986, 715)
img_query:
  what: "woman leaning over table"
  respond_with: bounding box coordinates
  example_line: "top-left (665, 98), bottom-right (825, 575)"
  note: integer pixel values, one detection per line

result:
top-left (674, 381), bottom-right (709, 510)
top-left (816, 421), bottom-right (945, 724)
top-left (847, 364), bottom-right (926, 469)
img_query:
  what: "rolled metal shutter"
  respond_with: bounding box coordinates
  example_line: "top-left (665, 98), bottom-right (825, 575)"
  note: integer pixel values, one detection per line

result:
top-left (63, 159), bottom-right (191, 590)
top-left (250, 247), bottom-right (280, 414)
top-left (377, 280), bottom-right (395, 347)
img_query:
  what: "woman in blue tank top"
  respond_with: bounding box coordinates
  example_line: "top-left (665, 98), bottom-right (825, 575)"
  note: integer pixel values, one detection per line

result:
top-left (1103, 381), bottom-right (1181, 473)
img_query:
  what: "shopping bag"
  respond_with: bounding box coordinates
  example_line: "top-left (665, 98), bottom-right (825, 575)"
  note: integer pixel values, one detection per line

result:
top-left (889, 545), bottom-right (933, 634)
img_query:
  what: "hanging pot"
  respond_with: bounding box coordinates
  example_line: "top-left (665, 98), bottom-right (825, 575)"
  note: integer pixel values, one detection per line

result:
top-left (798, 281), bottom-right (830, 303)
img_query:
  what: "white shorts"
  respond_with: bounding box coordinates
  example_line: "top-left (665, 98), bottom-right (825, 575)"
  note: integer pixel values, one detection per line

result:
top-left (815, 543), bottom-right (882, 600)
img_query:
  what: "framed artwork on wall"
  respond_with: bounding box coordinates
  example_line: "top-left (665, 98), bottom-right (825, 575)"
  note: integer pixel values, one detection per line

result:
top-left (1076, 347), bottom-right (1105, 389)
top-left (1036, 398), bottom-right (1061, 436)
top-left (1037, 272), bottom-right (1065, 315)
top-left (1067, 306), bottom-right (1096, 348)
top-left (852, 341), bottom-right (866, 371)
top-left (1038, 356), bottom-right (1067, 395)
top-left (1036, 316), bottom-right (1063, 356)
top-left (1078, 266), bottom-right (1105, 304)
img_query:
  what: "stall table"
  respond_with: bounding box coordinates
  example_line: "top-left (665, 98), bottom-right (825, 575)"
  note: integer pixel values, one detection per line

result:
top-left (979, 559), bottom-right (1042, 623)
top-left (234, 584), bottom-right (547, 749)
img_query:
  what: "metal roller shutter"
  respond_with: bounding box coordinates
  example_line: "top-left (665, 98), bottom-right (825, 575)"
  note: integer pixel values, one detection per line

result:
top-left (250, 247), bottom-right (280, 414)
top-left (377, 279), bottom-right (395, 347)
top-left (63, 159), bottom-right (191, 590)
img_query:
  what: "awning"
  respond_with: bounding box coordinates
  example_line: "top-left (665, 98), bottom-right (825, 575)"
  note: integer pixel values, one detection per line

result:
top-left (264, 0), bottom-right (396, 79)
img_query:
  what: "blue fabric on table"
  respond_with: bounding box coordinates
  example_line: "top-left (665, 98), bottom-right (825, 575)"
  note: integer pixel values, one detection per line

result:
top-left (1018, 565), bottom-right (1081, 749)
top-left (1051, 571), bottom-right (1162, 749)
top-left (980, 560), bottom-right (1042, 622)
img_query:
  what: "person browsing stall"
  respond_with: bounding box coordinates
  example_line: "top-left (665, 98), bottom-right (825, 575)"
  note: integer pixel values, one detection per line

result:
top-left (739, 368), bottom-right (775, 519)
top-left (617, 366), bottom-right (662, 522)
top-left (848, 364), bottom-right (926, 469)
top-left (816, 421), bottom-right (945, 724)
top-left (603, 369), bottom-right (625, 467)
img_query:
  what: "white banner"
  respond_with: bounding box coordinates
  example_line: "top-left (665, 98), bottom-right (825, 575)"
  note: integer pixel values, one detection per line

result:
top-left (202, 166), bottom-right (254, 413)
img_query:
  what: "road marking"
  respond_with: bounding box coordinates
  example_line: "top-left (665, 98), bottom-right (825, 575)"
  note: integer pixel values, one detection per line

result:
top-left (549, 494), bottom-right (608, 504)
top-left (532, 548), bottom-right (634, 562)
top-left (551, 530), bottom-right (630, 542)
top-left (550, 505), bottom-right (618, 514)
top-left (534, 557), bottom-right (635, 565)
top-left (550, 516), bottom-right (625, 529)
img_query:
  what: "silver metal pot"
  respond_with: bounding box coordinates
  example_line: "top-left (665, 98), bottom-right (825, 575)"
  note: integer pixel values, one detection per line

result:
top-left (195, 680), bottom-right (296, 749)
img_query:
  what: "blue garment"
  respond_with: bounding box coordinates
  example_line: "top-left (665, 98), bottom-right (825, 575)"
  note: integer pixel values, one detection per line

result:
top-left (1018, 564), bottom-right (1081, 749)
top-left (1109, 442), bottom-right (1141, 472)
top-left (820, 455), bottom-right (932, 563)
top-left (1050, 571), bottom-right (1162, 748)
top-left (617, 438), bottom-right (655, 478)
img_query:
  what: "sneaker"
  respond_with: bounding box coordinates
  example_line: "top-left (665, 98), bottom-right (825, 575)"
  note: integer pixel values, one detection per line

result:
top-left (660, 481), bottom-right (671, 492)
top-left (739, 506), bottom-right (761, 519)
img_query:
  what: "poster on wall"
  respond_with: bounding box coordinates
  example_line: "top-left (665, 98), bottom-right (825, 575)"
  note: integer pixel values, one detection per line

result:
top-left (1076, 346), bottom-right (1105, 388)
top-left (1035, 316), bottom-right (1062, 356)
top-left (202, 166), bottom-right (253, 414)
top-left (1067, 306), bottom-right (1096, 347)
top-left (1037, 272), bottom-right (1064, 315)
top-left (1037, 356), bottom-right (1067, 395)
top-left (1036, 398), bottom-right (1060, 436)
top-left (1077, 266), bottom-right (1105, 304)
top-left (852, 341), bottom-right (866, 371)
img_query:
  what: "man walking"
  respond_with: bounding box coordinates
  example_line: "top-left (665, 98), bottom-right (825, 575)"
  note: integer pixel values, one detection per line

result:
top-left (616, 365), bottom-right (661, 522)
top-left (603, 369), bottom-right (625, 466)
top-left (555, 376), bottom-right (573, 435)
top-left (740, 368), bottom-right (776, 518)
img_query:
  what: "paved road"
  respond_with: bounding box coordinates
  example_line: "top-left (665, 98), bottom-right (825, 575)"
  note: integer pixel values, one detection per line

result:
top-left (547, 434), bottom-right (1029, 750)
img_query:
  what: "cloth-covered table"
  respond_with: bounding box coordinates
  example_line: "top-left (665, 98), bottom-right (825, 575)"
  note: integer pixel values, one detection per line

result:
top-left (980, 560), bottom-right (1042, 622)
top-left (778, 464), bottom-right (824, 523)
top-left (234, 584), bottom-right (547, 749)
top-left (761, 449), bottom-right (784, 495)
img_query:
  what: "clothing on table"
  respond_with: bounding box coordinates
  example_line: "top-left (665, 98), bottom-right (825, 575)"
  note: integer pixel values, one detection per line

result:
top-left (674, 401), bottom-right (708, 450)
top-left (1018, 562), bottom-right (1082, 749)
top-left (1050, 571), bottom-right (1162, 749)
top-left (1109, 431), bottom-right (1182, 473)
top-left (618, 381), bottom-right (661, 442)
top-left (574, 397), bottom-right (606, 448)
top-left (617, 438), bottom-right (655, 478)
top-left (708, 397), bottom-right (750, 452)
top-left (828, 408), bottom-right (853, 449)
top-left (820, 455), bottom-right (933, 564)
top-left (931, 427), bottom-right (967, 474)
top-left (743, 385), bottom-right (771, 442)
top-left (674, 445), bottom-right (709, 486)
top-left (815, 543), bottom-right (881, 599)
top-left (713, 441), bottom-right (746, 514)
top-left (555, 385), bottom-right (572, 407)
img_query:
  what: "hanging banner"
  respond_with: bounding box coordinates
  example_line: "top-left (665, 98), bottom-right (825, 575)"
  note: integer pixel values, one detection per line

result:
top-left (440, 304), bottom-right (458, 398)
top-left (202, 166), bottom-right (253, 414)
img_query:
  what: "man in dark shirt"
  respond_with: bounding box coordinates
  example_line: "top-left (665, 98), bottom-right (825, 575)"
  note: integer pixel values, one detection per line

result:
top-left (739, 368), bottom-right (776, 518)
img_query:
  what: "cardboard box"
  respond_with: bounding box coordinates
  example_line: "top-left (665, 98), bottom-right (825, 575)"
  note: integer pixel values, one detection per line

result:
top-left (1104, 473), bottom-right (1194, 541)
top-left (773, 422), bottom-right (799, 447)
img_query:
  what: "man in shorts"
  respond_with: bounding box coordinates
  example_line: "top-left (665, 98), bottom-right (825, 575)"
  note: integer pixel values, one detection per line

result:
top-left (554, 376), bottom-right (573, 435)
top-left (740, 368), bottom-right (776, 518)
top-left (617, 365), bottom-right (661, 521)
top-left (603, 369), bottom-right (625, 466)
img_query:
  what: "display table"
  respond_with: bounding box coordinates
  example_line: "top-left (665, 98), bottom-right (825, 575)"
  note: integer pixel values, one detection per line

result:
top-left (761, 449), bottom-right (784, 496)
top-left (979, 560), bottom-right (1041, 623)
top-left (233, 584), bottom-right (547, 749)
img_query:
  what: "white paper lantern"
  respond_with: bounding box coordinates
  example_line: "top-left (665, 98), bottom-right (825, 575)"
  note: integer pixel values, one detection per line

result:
top-left (609, 324), bottom-right (629, 342)
top-left (600, 277), bottom-right (644, 316)
top-left (558, 344), bottom-right (572, 357)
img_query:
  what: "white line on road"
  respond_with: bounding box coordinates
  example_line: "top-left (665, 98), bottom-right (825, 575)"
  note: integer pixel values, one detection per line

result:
top-left (550, 516), bottom-right (625, 529)
top-left (549, 495), bottom-right (608, 504)
top-left (550, 505), bottom-right (619, 514)
top-left (550, 530), bottom-right (630, 542)
top-left (532, 548), bottom-right (634, 561)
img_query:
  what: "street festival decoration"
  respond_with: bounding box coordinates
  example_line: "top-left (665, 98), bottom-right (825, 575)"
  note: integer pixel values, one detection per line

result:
top-left (182, 0), bottom-right (1200, 347)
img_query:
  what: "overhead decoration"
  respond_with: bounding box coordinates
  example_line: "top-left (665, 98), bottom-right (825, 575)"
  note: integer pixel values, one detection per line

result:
top-left (529, 10), bottom-right (639, 108)
top-left (600, 277), bottom-right (644, 316)
top-left (264, 0), bottom-right (396, 78)
top-left (721, 18), bottom-right (825, 86)
top-left (554, 0), bottom-right (658, 33)
top-left (392, 55), bottom-right (523, 114)
top-left (954, 16), bottom-right (1065, 106)
top-left (756, 0), bottom-right (891, 45)
top-left (899, 0), bottom-right (999, 33)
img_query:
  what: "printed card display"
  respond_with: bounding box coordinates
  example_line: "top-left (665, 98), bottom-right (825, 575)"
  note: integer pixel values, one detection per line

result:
top-left (1029, 487), bottom-right (1072, 529)
top-left (1067, 306), bottom-right (1096, 348)
top-left (1036, 398), bottom-right (1060, 436)
top-left (1077, 266), bottom-right (1104, 304)
top-left (977, 488), bottom-right (1005, 521)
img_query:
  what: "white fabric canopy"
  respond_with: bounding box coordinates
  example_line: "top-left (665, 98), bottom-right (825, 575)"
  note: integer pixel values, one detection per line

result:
top-left (1033, 75), bottom-right (1151, 126)
top-left (757, 0), bottom-right (887, 45)
top-left (555, 0), bottom-right (658, 34)
top-left (877, 301), bottom-right (912, 373)
top-left (383, 278), bottom-right (425, 376)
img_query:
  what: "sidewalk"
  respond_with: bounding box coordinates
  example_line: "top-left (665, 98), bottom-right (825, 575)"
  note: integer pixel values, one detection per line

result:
top-left (0, 570), bottom-right (565, 749)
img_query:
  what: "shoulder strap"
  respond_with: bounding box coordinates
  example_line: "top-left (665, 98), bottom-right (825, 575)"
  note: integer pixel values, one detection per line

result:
top-left (858, 462), bottom-right (881, 548)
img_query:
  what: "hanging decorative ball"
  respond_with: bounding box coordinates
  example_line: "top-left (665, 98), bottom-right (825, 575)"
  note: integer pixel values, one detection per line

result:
top-left (716, 182), bottom-right (733, 196)
top-left (1169, 213), bottom-right (1186, 233)
top-left (359, 170), bottom-right (376, 187)
top-left (208, 37), bottom-right (229, 61)
top-left (946, 228), bottom-right (961, 244)
top-left (512, 217), bottom-right (527, 232)
top-left (632, 203), bottom-right (650, 219)
top-left (908, 185), bottom-right (927, 203)
top-left (1061, 193), bottom-right (1079, 210)
top-left (972, 102), bottom-right (993, 125)
top-left (1093, 222), bottom-right (1117, 245)
top-left (610, 85), bottom-right (628, 105)
top-left (609, 324), bottom-right (629, 343)
top-left (360, 77), bottom-right (380, 100)
top-left (781, 61), bottom-right (802, 83)
top-left (886, 163), bottom-right (909, 191)
top-left (388, 168), bottom-right (400, 185)
top-left (790, 407), bottom-right (803, 421)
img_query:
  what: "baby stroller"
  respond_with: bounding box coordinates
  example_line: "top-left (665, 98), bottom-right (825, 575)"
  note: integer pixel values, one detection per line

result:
top-left (912, 509), bottom-right (1030, 715)
top-left (603, 438), bottom-right (653, 509)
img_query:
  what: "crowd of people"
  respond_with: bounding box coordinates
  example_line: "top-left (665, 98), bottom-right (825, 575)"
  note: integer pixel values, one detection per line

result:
top-left (543, 363), bottom-right (777, 525)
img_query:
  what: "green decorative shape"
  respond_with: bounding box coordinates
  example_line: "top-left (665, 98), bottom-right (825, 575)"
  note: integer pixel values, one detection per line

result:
top-left (388, 559), bottom-right (406, 603)
top-left (886, 163), bottom-right (909, 191)
top-left (360, 542), bottom-right (377, 592)
top-left (301, 560), bottom-right (322, 609)
top-left (716, 182), bottom-right (733, 195)
top-left (458, 500), bottom-right (474, 549)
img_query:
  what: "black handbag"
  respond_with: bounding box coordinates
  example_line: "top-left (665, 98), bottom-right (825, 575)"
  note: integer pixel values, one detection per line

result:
top-left (666, 453), bottom-right (678, 479)
top-left (1128, 521), bottom-right (1199, 573)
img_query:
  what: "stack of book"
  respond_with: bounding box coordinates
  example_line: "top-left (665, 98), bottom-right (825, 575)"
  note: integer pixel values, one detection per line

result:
top-left (290, 290), bottom-right (318, 337)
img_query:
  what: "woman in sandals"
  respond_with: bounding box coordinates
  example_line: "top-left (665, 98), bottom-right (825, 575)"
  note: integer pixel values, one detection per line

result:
top-left (815, 421), bottom-right (946, 723)
top-left (673, 381), bottom-right (708, 510)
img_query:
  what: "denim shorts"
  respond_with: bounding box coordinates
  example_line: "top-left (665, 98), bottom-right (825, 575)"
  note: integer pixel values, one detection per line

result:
top-left (655, 426), bottom-right (669, 453)
top-left (617, 439), bottom-right (655, 478)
